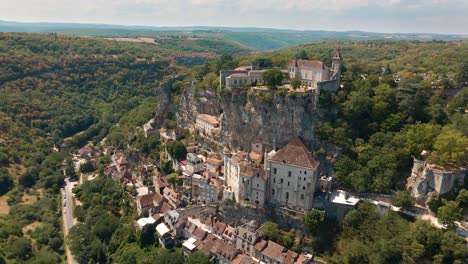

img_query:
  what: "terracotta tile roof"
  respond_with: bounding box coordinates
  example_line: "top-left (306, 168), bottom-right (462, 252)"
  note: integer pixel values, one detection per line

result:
top-left (214, 241), bottom-right (239, 261)
top-left (207, 157), bottom-right (223, 165)
top-left (154, 176), bottom-right (169, 188)
top-left (213, 221), bottom-right (227, 235)
top-left (249, 152), bottom-right (262, 162)
top-left (261, 241), bottom-right (298, 264)
top-left (153, 192), bottom-right (165, 204)
top-left (239, 165), bottom-right (261, 178)
top-left (269, 137), bottom-right (319, 169)
top-left (231, 254), bottom-right (259, 264)
top-left (231, 151), bottom-right (248, 165)
top-left (159, 202), bottom-right (173, 214)
top-left (288, 59), bottom-right (324, 70)
top-left (137, 193), bottom-right (154, 208)
top-left (192, 227), bottom-right (208, 241)
top-left (254, 239), bottom-right (267, 251)
top-left (197, 114), bottom-right (219, 126)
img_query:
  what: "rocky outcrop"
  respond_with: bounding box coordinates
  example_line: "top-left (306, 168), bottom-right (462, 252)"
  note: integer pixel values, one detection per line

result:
top-left (152, 75), bottom-right (188, 128)
top-left (407, 157), bottom-right (467, 198)
top-left (220, 89), bottom-right (320, 151)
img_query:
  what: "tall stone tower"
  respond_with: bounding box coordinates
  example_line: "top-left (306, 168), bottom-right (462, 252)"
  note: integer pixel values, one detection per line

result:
top-left (331, 49), bottom-right (343, 83)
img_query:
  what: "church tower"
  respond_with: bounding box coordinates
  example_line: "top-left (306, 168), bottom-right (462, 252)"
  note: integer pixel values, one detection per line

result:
top-left (331, 48), bottom-right (342, 79)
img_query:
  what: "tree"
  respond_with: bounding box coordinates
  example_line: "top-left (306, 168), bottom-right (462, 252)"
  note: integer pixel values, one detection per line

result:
top-left (393, 190), bottom-right (415, 209)
top-left (438, 201), bottom-right (462, 229)
top-left (262, 221), bottom-right (279, 240)
top-left (19, 167), bottom-right (39, 188)
top-left (262, 69), bottom-right (284, 87)
top-left (167, 173), bottom-right (183, 187)
top-left (455, 61), bottom-right (468, 88)
top-left (428, 128), bottom-right (468, 168)
top-left (290, 78), bottom-right (301, 90)
top-left (79, 161), bottom-right (96, 173)
top-left (253, 58), bottom-right (273, 68)
top-left (455, 189), bottom-right (468, 208)
top-left (167, 141), bottom-right (187, 160)
top-left (303, 210), bottom-right (324, 233)
top-left (187, 251), bottom-right (210, 264)
top-left (6, 237), bottom-right (32, 260)
top-left (295, 50), bottom-right (309, 60)
top-left (0, 169), bottom-right (13, 195)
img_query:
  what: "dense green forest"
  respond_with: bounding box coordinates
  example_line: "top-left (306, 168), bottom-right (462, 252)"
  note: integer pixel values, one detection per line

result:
top-left (0, 32), bottom-right (191, 263)
top-left (0, 32), bottom-right (466, 263)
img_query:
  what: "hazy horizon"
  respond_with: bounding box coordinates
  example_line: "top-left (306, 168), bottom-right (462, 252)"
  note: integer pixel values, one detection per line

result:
top-left (2, 0), bottom-right (468, 35)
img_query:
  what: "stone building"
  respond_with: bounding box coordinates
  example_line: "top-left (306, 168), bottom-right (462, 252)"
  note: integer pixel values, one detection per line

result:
top-left (223, 144), bottom-right (267, 206)
top-left (220, 49), bottom-right (342, 92)
top-left (407, 155), bottom-right (467, 198)
top-left (192, 174), bottom-right (221, 205)
top-left (196, 114), bottom-right (220, 136)
top-left (288, 49), bottom-right (342, 92)
top-left (265, 137), bottom-right (320, 213)
top-left (186, 153), bottom-right (204, 175)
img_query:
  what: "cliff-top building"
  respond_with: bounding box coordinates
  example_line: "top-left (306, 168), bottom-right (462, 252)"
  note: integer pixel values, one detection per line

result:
top-left (220, 49), bottom-right (342, 92)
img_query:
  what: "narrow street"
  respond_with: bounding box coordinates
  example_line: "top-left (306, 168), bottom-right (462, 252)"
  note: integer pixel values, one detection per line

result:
top-left (62, 177), bottom-right (79, 264)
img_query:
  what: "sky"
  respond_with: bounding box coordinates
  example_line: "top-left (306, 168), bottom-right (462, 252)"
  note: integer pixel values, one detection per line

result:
top-left (1, 0), bottom-right (468, 34)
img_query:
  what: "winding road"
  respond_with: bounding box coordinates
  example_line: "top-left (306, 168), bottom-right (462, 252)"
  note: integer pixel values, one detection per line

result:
top-left (62, 177), bottom-right (79, 264)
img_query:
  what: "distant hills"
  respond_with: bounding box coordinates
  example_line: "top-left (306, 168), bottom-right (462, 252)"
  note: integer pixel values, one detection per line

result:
top-left (1, 20), bottom-right (466, 51)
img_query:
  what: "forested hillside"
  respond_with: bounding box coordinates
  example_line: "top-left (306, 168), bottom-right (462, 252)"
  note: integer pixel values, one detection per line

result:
top-left (0, 32), bottom-right (204, 263)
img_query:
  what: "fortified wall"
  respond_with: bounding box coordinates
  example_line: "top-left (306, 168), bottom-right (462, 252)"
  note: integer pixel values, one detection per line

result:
top-left (407, 157), bottom-right (467, 198)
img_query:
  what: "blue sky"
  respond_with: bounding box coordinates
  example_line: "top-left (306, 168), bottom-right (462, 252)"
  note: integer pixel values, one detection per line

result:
top-left (1, 0), bottom-right (467, 34)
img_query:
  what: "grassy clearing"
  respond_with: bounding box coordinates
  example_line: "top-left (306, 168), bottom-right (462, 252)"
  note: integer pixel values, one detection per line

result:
top-left (7, 163), bottom-right (26, 181)
top-left (0, 195), bottom-right (10, 216)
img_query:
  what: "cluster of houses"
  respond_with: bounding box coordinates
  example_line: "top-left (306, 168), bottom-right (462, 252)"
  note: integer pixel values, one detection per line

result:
top-left (136, 203), bottom-right (313, 264)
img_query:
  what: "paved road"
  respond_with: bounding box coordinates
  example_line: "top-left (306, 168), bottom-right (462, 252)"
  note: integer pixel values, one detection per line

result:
top-left (62, 178), bottom-right (79, 264)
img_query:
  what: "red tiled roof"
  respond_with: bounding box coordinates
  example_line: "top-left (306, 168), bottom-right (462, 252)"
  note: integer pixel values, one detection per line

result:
top-left (254, 239), bottom-right (267, 251)
top-left (269, 137), bottom-right (319, 169)
top-left (197, 114), bottom-right (219, 126)
top-left (213, 221), bottom-right (227, 235)
top-left (137, 193), bottom-right (154, 207)
top-left (153, 192), bottom-right (164, 204)
top-left (239, 165), bottom-right (261, 178)
top-left (159, 202), bottom-right (173, 214)
top-left (288, 59), bottom-right (324, 70)
top-left (261, 241), bottom-right (298, 264)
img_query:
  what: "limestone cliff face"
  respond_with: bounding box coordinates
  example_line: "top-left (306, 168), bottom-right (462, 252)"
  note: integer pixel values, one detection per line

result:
top-left (407, 158), bottom-right (467, 198)
top-left (177, 85), bottom-right (321, 151)
top-left (220, 90), bottom-right (319, 151)
top-left (177, 82), bottom-right (222, 129)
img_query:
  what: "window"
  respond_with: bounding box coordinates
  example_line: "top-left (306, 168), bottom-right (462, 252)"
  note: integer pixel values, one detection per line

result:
top-left (304, 171), bottom-right (307, 175)
top-left (280, 179), bottom-right (283, 184)
top-left (288, 171), bottom-right (291, 177)
top-left (257, 184), bottom-right (259, 187)
top-left (273, 178), bottom-right (276, 183)
top-left (287, 181), bottom-right (290, 186)
top-left (273, 168), bottom-right (277, 174)
top-left (300, 194), bottom-right (304, 200)
top-left (286, 192), bottom-right (289, 200)
top-left (303, 186), bottom-right (305, 190)
top-left (272, 189), bottom-right (275, 196)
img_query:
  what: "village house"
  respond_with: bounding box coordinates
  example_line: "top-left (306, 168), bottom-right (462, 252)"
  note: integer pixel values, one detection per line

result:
top-left (234, 220), bottom-right (263, 257)
top-left (186, 153), bottom-right (204, 175)
top-left (223, 144), bottom-right (267, 206)
top-left (191, 173), bottom-right (221, 205)
top-left (77, 146), bottom-right (93, 157)
top-left (196, 114), bottom-right (220, 136)
top-left (163, 187), bottom-right (181, 208)
top-left (206, 157), bottom-right (223, 178)
top-left (265, 137), bottom-right (320, 213)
